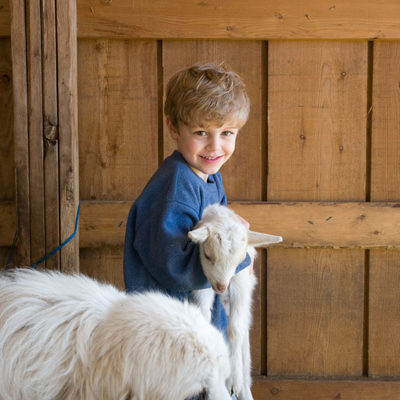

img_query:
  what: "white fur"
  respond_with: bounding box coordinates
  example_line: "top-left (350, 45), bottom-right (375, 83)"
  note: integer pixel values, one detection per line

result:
top-left (0, 268), bottom-right (231, 400)
top-left (189, 204), bottom-right (282, 400)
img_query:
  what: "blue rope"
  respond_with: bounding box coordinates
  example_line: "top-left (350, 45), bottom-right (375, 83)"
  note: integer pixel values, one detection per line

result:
top-left (4, 231), bottom-right (18, 269)
top-left (30, 202), bottom-right (81, 268)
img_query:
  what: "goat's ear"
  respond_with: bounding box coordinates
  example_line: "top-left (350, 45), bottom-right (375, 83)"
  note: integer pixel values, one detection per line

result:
top-left (248, 231), bottom-right (282, 247)
top-left (188, 225), bottom-right (210, 243)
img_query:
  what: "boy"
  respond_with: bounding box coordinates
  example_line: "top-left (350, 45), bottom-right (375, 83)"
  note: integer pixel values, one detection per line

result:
top-left (124, 62), bottom-right (251, 346)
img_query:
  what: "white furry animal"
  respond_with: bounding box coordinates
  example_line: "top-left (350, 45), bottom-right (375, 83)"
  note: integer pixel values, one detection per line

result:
top-left (0, 268), bottom-right (231, 400)
top-left (188, 204), bottom-right (282, 400)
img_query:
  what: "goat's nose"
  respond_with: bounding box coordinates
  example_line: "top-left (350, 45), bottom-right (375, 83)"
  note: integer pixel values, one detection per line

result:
top-left (216, 283), bottom-right (227, 293)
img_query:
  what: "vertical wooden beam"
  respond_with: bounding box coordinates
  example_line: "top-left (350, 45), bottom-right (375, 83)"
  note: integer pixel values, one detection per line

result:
top-left (57, 0), bottom-right (79, 272)
top-left (267, 40), bottom-right (368, 376)
top-left (26, 0), bottom-right (45, 264)
top-left (9, 0), bottom-right (31, 265)
top-left (42, 0), bottom-right (60, 270)
top-left (369, 40), bottom-right (400, 376)
top-left (10, 0), bottom-right (79, 271)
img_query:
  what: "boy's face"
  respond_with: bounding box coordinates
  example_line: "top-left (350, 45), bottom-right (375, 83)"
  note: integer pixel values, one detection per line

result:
top-left (167, 117), bottom-right (240, 182)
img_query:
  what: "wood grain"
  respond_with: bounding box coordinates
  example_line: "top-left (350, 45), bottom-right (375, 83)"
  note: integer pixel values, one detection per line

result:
top-left (78, 39), bottom-right (158, 200)
top-left (252, 378), bottom-right (400, 400)
top-left (42, 0), bottom-right (60, 270)
top-left (57, 0), bottom-right (79, 272)
top-left (67, 201), bottom-right (400, 249)
top-left (0, 201), bottom-right (16, 247)
top-left (0, 39), bottom-right (14, 202)
top-left (268, 40), bottom-right (367, 201)
top-left (80, 246), bottom-right (125, 290)
top-left (10, 0), bottom-right (31, 265)
top-left (266, 40), bottom-right (368, 376)
top-left (267, 248), bottom-right (364, 375)
top-left (369, 41), bottom-right (400, 377)
top-left (0, 0), bottom-right (9, 37)
top-left (76, 0), bottom-right (400, 40)
top-left (232, 202), bottom-right (400, 249)
top-left (27, 0), bottom-right (45, 265)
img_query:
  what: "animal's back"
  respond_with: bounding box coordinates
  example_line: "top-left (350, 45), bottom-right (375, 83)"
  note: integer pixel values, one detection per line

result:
top-left (88, 291), bottom-right (231, 400)
top-left (0, 269), bottom-right (124, 400)
top-left (0, 269), bottom-right (231, 400)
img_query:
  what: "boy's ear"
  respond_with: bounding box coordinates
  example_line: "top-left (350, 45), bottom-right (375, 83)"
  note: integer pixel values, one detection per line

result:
top-left (166, 117), bottom-right (179, 140)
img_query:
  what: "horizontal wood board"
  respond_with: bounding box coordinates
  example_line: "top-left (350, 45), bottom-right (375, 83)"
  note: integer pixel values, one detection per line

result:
top-left (76, 0), bottom-right (400, 40)
top-left (3, 1), bottom-right (400, 39)
top-left (252, 378), bottom-right (400, 400)
top-left (3, 201), bottom-right (400, 249)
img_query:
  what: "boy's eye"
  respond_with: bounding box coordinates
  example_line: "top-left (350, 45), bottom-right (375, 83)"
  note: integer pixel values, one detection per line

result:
top-left (195, 130), bottom-right (207, 136)
top-left (222, 131), bottom-right (234, 136)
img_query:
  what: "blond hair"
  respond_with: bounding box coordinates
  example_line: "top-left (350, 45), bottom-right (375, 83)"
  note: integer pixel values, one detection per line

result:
top-left (164, 63), bottom-right (250, 129)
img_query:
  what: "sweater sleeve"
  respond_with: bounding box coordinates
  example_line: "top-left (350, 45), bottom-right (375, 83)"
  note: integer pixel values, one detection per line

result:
top-left (133, 200), bottom-right (210, 293)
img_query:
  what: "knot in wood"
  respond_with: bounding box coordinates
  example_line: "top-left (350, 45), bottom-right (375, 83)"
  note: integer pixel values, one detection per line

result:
top-left (270, 387), bottom-right (280, 395)
top-left (44, 120), bottom-right (58, 142)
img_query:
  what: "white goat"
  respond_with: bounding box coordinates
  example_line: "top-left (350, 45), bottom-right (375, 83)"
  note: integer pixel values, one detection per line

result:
top-left (0, 268), bottom-right (231, 400)
top-left (188, 204), bottom-right (282, 400)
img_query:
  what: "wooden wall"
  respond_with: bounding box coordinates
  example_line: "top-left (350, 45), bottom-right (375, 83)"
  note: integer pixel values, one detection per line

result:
top-left (2, 1), bottom-right (400, 398)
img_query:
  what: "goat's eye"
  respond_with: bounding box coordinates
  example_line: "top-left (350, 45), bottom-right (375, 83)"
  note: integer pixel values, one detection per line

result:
top-left (203, 252), bottom-right (212, 261)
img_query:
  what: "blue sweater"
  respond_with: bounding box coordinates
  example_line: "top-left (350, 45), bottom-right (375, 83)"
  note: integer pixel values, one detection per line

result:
top-left (123, 150), bottom-right (250, 334)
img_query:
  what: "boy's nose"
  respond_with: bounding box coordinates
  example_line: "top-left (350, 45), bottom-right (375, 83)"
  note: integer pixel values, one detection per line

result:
top-left (206, 138), bottom-right (220, 151)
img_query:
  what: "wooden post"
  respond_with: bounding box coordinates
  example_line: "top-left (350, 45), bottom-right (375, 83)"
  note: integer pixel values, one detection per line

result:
top-left (9, 0), bottom-right (79, 272)
top-left (57, 0), bottom-right (79, 272)
top-left (9, 0), bottom-right (31, 266)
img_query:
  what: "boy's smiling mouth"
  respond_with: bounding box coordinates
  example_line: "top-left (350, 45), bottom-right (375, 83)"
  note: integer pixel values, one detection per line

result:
top-left (200, 155), bottom-right (223, 161)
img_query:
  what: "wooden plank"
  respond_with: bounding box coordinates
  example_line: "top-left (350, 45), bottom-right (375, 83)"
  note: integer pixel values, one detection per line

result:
top-left (232, 202), bottom-right (400, 249)
top-left (77, 0), bottom-right (400, 40)
top-left (268, 40), bottom-right (368, 201)
top-left (5, 201), bottom-right (400, 250)
top-left (267, 40), bottom-right (367, 376)
top-left (369, 250), bottom-right (400, 377)
top-left (371, 41), bottom-right (400, 201)
top-left (80, 247), bottom-right (125, 290)
top-left (0, 39), bottom-right (14, 201)
top-left (267, 248), bottom-right (364, 376)
top-left (0, 247), bottom-right (10, 268)
top-left (78, 201), bottom-right (128, 248)
top-left (252, 378), bottom-right (400, 400)
top-left (57, 0), bottom-right (79, 272)
top-left (0, 202), bottom-right (16, 247)
top-left (27, 0), bottom-right (45, 265)
top-left (78, 39), bottom-right (158, 200)
top-left (42, 0), bottom-right (60, 270)
top-left (75, 201), bottom-right (400, 249)
top-left (369, 41), bottom-right (400, 377)
top-left (9, 0), bottom-right (31, 265)
top-left (0, 0), bottom-right (10, 38)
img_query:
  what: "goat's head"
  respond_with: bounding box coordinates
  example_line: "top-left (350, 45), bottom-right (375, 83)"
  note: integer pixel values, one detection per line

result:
top-left (188, 204), bottom-right (282, 293)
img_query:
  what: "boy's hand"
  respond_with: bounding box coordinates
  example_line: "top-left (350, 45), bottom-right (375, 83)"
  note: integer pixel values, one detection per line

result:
top-left (248, 257), bottom-right (254, 274)
top-left (236, 214), bottom-right (250, 230)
